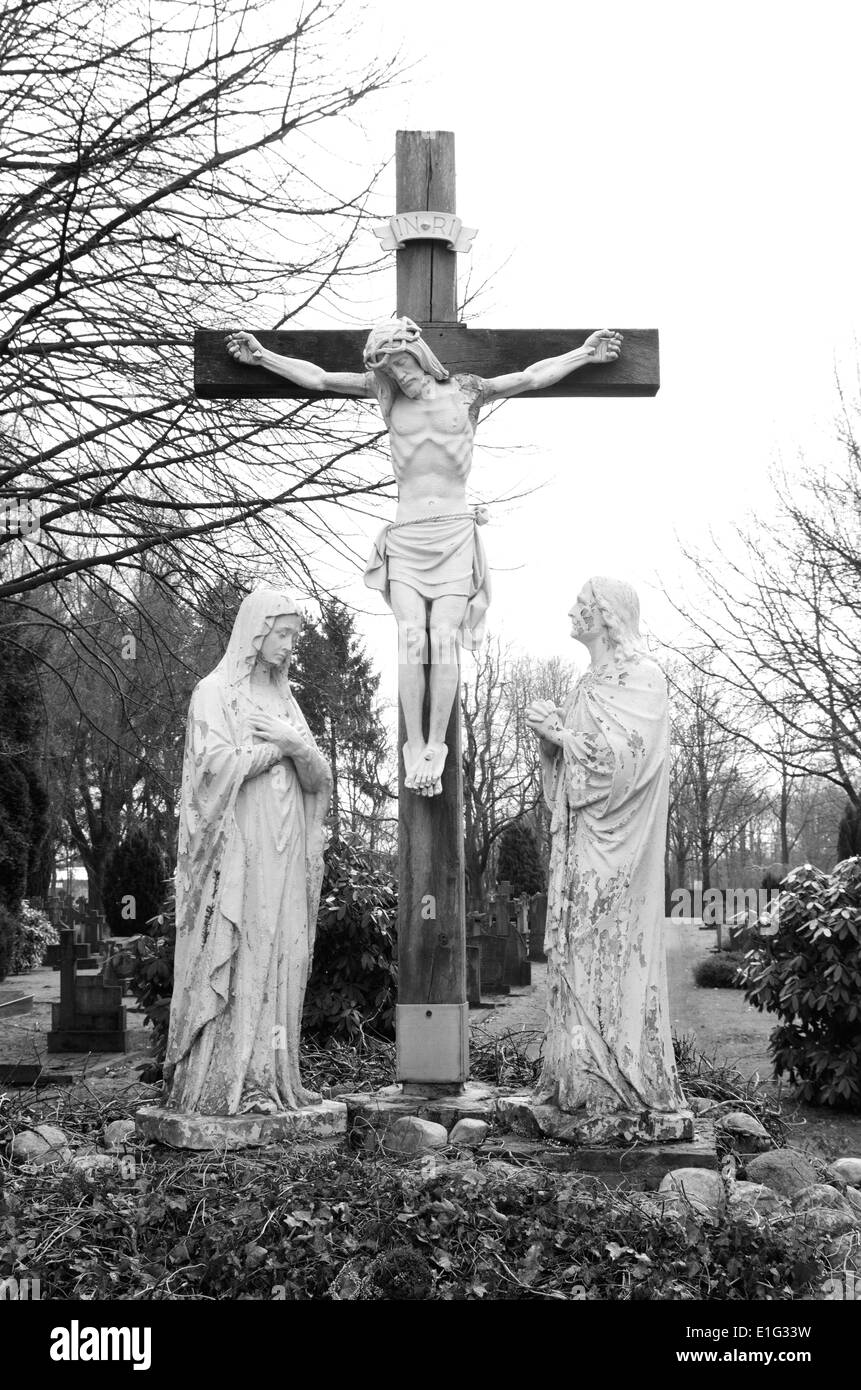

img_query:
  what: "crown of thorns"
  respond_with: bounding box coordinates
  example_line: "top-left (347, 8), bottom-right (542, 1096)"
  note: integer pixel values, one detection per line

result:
top-left (362, 317), bottom-right (425, 368)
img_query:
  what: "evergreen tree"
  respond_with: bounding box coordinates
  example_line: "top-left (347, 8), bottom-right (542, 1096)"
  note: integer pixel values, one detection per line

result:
top-left (837, 801), bottom-right (861, 861)
top-left (497, 821), bottom-right (545, 898)
top-left (0, 602), bottom-right (50, 911)
top-left (290, 602), bottom-right (392, 847)
top-left (103, 827), bottom-right (166, 937)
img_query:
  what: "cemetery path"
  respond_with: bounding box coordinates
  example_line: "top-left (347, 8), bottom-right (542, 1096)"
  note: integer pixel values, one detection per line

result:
top-left (474, 920), bottom-right (861, 1164)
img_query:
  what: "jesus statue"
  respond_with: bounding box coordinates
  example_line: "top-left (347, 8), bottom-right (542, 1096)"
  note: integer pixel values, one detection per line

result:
top-left (525, 577), bottom-right (692, 1144)
top-left (227, 318), bottom-right (622, 796)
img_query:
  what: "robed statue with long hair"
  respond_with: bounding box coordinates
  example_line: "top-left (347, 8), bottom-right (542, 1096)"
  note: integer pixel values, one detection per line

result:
top-left (525, 577), bottom-right (692, 1144)
top-left (163, 589), bottom-right (331, 1116)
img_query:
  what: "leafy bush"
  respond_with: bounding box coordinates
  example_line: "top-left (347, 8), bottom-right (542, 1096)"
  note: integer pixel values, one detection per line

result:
top-left (693, 952), bottom-right (745, 989)
top-left (303, 838), bottom-right (397, 1045)
top-left (9, 900), bottom-right (58, 973)
top-left (125, 893), bottom-right (176, 1064)
top-left (740, 858), bottom-right (861, 1109)
top-left (0, 901), bottom-right (54, 979)
top-left (0, 1138), bottom-right (828, 1301)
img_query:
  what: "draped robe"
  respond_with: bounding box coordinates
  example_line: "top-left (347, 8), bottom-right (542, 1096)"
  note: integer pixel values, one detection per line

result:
top-left (536, 652), bottom-right (687, 1126)
top-left (163, 594), bottom-right (331, 1115)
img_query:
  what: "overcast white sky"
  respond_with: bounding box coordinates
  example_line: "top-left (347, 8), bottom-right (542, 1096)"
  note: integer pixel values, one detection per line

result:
top-left (287, 1), bottom-right (861, 703)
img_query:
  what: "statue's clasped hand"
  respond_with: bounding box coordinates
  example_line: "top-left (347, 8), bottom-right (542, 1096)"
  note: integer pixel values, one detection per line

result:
top-left (248, 713), bottom-right (305, 757)
top-left (526, 699), bottom-right (564, 745)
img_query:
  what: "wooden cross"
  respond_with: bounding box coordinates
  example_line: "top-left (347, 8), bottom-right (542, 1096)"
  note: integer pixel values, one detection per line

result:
top-left (194, 130), bottom-right (659, 1093)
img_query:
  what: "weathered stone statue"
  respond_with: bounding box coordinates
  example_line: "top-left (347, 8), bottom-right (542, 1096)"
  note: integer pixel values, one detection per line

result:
top-left (523, 577), bottom-right (692, 1144)
top-left (227, 319), bottom-right (622, 797)
top-left (163, 589), bottom-right (331, 1117)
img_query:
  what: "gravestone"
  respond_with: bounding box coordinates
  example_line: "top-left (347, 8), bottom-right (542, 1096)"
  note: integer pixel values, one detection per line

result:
top-left (48, 929), bottom-right (145, 1053)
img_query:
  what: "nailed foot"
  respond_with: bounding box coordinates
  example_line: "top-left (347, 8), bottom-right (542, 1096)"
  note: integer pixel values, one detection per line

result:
top-left (411, 741), bottom-right (448, 796)
top-left (402, 741), bottom-right (426, 791)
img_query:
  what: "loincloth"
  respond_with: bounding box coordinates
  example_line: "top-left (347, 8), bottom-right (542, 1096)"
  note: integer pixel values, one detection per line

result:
top-left (364, 511), bottom-right (491, 650)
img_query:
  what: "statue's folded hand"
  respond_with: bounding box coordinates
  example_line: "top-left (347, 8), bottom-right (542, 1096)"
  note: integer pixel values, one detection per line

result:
top-left (248, 712), bottom-right (306, 758)
top-left (526, 700), bottom-right (564, 744)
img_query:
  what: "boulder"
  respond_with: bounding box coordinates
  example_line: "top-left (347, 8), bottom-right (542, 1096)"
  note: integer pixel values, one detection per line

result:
top-left (830, 1157), bottom-right (861, 1188)
top-left (69, 1153), bottom-right (118, 1176)
top-left (659, 1167), bottom-right (726, 1219)
top-left (797, 1206), bottom-right (859, 1240)
top-left (744, 1149), bottom-right (818, 1197)
top-left (792, 1184), bottom-right (856, 1216)
top-left (727, 1181), bottom-right (789, 1222)
top-left (449, 1118), bottom-right (488, 1148)
top-left (9, 1123), bottom-right (71, 1169)
top-left (823, 1232), bottom-right (861, 1275)
top-left (845, 1187), bottom-right (861, 1217)
top-left (715, 1111), bottom-right (772, 1153)
top-left (382, 1116), bottom-right (448, 1157)
top-left (102, 1119), bottom-right (136, 1152)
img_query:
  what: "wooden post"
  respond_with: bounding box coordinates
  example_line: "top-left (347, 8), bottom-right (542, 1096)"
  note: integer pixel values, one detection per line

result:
top-left (395, 131), bottom-right (468, 1087)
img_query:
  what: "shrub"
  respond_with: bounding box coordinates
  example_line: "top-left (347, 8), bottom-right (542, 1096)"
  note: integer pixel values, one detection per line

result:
top-left (10, 900), bottom-right (58, 973)
top-left (303, 838), bottom-right (397, 1045)
top-left (740, 858), bottom-right (861, 1109)
top-left (125, 893), bottom-right (176, 1064)
top-left (694, 952), bottom-right (746, 989)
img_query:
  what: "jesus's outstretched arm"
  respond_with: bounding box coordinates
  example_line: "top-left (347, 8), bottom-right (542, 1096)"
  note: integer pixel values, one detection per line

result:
top-left (226, 331), bottom-right (372, 396)
top-left (481, 329), bottom-right (622, 400)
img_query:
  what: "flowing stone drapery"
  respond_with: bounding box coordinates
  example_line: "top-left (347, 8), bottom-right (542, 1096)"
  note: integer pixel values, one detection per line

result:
top-left (163, 590), bottom-right (330, 1116)
top-left (535, 651), bottom-right (690, 1140)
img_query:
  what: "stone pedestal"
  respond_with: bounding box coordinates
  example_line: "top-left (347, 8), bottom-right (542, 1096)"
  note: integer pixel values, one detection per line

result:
top-left (342, 1082), bottom-right (496, 1150)
top-left (497, 1094), bottom-right (694, 1146)
top-left (135, 1099), bottom-right (347, 1151)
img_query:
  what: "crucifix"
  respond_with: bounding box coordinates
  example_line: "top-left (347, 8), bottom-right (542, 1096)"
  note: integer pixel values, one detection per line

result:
top-left (194, 130), bottom-right (659, 1090)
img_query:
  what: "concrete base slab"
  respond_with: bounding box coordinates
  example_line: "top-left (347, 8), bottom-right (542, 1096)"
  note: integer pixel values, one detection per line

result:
top-left (0, 993), bottom-right (33, 1018)
top-left (342, 1082), bottom-right (497, 1147)
top-left (135, 1099), bottom-right (348, 1150)
top-left (497, 1094), bottom-right (695, 1145)
top-left (48, 1026), bottom-right (149, 1054)
top-left (483, 1125), bottom-right (718, 1190)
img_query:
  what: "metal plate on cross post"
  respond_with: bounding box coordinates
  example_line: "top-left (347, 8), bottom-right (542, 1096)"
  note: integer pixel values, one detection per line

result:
top-left (396, 1003), bottom-right (469, 1084)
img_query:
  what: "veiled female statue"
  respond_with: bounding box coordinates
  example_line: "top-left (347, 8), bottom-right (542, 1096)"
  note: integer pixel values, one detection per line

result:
top-left (163, 589), bottom-right (331, 1116)
top-left (526, 577), bottom-right (691, 1143)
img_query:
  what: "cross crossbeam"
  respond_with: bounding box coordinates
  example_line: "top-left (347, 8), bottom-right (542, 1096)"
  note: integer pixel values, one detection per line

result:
top-left (195, 326), bottom-right (659, 399)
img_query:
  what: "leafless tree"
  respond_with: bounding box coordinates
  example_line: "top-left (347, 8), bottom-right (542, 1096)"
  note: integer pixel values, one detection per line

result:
top-left (666, 392), bottom-right (861, 811)
top-left (665, 662), bottom-right (768, 891)
top-left (0, 0), bottom-right (402, 629)
top-left (461, 637), bottom-right (574, 908)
